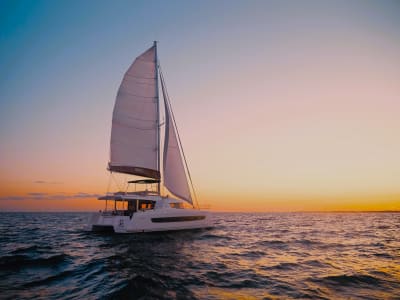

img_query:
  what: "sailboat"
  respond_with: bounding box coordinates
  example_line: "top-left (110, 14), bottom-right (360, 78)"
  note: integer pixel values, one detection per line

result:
top-left (87, 42), bottom-right (212, 233)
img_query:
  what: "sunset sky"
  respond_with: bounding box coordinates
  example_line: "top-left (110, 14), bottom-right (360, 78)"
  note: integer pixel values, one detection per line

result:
top-left (1, 0), bottom-right (399, 211)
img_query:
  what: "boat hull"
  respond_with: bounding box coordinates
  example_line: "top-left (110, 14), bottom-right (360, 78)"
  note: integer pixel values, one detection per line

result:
top-left (87, 208), bottom-right (212, 233)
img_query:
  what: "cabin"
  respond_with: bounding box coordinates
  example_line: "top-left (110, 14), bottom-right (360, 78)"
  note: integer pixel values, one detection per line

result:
top-left (98, 179), bottom-right (188, 218)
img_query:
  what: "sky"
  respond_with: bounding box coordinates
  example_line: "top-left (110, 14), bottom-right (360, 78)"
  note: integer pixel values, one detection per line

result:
top-left (0, 0), bottom-right (399, 211)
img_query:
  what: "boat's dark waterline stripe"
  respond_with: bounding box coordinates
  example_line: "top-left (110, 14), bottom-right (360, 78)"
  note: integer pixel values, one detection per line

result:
top-left (92, 225), bottom-right (115, 232)
top-left (151, 216), bottom-right (206, 223)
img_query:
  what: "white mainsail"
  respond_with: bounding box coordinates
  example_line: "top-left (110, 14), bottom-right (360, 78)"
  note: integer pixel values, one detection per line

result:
top-left (161, 75), bottom-right (193, 204)
top-left (109, 45), bottom-right (160, 179)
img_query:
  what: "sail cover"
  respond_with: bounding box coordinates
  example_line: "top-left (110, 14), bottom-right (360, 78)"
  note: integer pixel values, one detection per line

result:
top-left (162, 79), bottom-right (193, 204)
top-left (109, 45), bottom-right (160, 179)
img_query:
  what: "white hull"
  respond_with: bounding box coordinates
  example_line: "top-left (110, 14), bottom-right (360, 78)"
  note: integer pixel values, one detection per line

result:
top-left (87, 195), bottom-right (212, 233)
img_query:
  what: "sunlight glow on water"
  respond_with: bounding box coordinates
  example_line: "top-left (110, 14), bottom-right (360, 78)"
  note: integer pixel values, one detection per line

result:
top-left (0, 212), bottom-right (399, 299)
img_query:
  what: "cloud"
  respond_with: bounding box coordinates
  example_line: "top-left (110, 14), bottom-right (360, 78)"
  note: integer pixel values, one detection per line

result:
top-left (72, 192), bottom-right (102, 198)
top-left (2, 196), bottom-right (26, 201)
top-left (34, 180), bottom-right (63, 184)
top-left (0, 192), bottom-right (102, 201)
top-left (28, 193), bottom-right (48, 196)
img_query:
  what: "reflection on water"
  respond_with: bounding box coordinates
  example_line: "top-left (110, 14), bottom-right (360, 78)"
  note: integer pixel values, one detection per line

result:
top-left (0, 212), bottom-right (399, 299)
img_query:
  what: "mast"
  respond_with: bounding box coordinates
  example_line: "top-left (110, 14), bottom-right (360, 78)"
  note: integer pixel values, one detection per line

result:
top-left (154, 41), bottom-right (160, 194)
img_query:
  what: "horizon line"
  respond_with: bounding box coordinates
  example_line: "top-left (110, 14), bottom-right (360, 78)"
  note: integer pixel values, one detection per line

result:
top-left (1, 210), bottom-right (399, 213)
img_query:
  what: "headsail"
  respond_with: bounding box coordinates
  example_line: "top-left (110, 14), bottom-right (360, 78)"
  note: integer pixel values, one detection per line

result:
top-left (109, 45), bottom-right (160, 179)
top-left (161, 75), bottom-right (193, 204)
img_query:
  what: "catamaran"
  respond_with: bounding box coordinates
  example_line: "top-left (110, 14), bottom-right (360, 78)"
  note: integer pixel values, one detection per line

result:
top-left (87, 42), bottom-right (212, 233)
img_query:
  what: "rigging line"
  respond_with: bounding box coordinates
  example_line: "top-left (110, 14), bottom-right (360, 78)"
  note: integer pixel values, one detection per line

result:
top-left (118, 90), bottom-right (156, 99)
top-left (106, 171), bottom-right (112, 194)
top-left (111, 172), bottom-right (123, 192)
top-left (124, 175), bottom-right (129, 192)
top-left (125, 73), bottom-right (156, 81)
top-left (125, 80), bottom-right (155, 87)
top-left (112, 121), bottom-right (156, 130)
top-left (111, 141), bottom-right (156, 151)
top-left (105, 171), bottom-right (112, 211)
top-left (113, 112), bottom-right (155, 122)
top-left (137, 57), bottom-right (155, 63)
top-left (159, 66), bottom-right (200, 209)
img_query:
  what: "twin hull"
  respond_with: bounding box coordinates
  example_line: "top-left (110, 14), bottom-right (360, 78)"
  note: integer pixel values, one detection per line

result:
top-left (88, 208), bottom-right (211, 233)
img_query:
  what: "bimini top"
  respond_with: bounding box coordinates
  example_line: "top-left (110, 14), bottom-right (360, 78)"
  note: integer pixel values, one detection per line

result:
top-left (128, 179), bottom-right (160, 184)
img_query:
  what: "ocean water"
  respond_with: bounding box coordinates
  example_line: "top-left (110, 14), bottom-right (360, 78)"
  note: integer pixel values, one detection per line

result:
top-left (0, 212), bottom-right (399, 299)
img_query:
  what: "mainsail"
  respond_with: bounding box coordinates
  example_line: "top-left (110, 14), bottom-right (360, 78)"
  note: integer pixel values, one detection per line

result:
top-left (109, 45), bottom-right (160, 179)
top-left (161, 74), bottom-right (193, 204)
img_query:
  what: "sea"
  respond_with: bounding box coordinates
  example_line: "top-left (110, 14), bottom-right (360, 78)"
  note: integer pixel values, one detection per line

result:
top-left (0, 212), bottom-right (399, 300)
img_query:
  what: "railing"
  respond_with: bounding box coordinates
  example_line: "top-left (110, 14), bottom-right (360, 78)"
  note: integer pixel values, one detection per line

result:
top-left (101, 210), bottom-right (126, 216)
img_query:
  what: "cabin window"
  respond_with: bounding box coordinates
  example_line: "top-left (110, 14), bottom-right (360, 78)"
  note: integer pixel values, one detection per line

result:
top-left (169, 202), bottom-right (184, 209)
top-left (139, 201), bottom-right (155, 210)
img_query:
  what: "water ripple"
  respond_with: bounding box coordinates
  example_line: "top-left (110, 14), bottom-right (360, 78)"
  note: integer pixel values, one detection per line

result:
top-left (0, 212), bottom-right (399, 299)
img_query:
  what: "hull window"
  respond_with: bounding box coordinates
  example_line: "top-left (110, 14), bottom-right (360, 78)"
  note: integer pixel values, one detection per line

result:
top-left (151, 216), bottom-right (206, 223)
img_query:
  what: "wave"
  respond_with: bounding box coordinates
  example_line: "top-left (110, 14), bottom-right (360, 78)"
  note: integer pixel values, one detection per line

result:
top-left (261, 262), bottom-right (299, 271)
top-left (22, 269), bottom-right (75, 288)
top-left (198, 233), bottom-right (234, 241)
top-left (0, 253), bottom-right (71, 270)
top-left (11, 245), bottom-right (52, 254)
top-left (241, 250), bottom-right (267, 258)
top-left (104, 274), bottom-right (195, 299)
top-left (314, 274), bottom-right (383, 287)
top-left (1, 212), bottom-right (399, 299)
top-left (257, 239), bottom-right (288, 249)
top-left (204, 270), bottom-right (271, 289)
top-left (303, 259), bottom-right (335, 269)
top-left (373, 252), bottom-right (394, 259)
